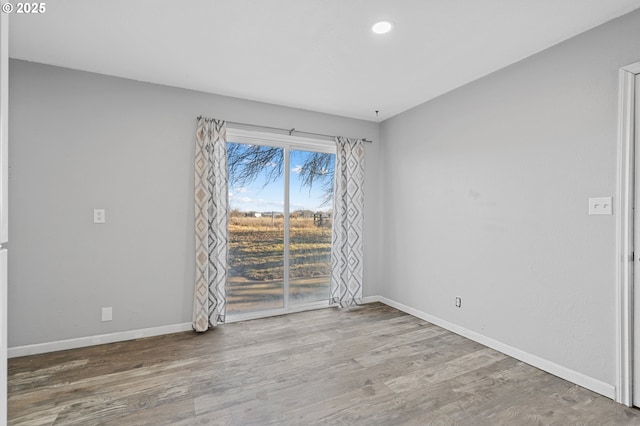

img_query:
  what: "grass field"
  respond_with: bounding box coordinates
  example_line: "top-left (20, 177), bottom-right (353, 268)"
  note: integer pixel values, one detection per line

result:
top-left (227, 215), bottom-right (332, 314)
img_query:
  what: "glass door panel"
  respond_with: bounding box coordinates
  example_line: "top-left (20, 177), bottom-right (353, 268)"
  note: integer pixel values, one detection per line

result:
top-left (289, 149), bottom-right (335, 305)
top-left (226, 143), bottom-right (285, 315)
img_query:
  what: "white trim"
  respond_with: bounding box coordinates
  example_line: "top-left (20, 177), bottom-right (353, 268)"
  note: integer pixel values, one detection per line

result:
top-left (224, 128), bottom-right (335, 323)
top-left (7, 294), bottom-right (615, 400)
top-left (616, 62), bottom-right (639, 406)
top-left (226, 301), bottom-right (331, 323)
top-left (0, 250), bottom-right (6, 426)
top-left (283, 146), bottom-right (291, 310)
top-left (361, 295), bottom-right (382, 304)
top-left (0, 11), bottom-right (7, 245)
top-left (4, 298), bottom-right (387, 358)
top-left (227, 128), bottom-right (336, 153)
top-left (8, 322), bottom-right (193, 358)
top-left (8, 301), bottom-right (334, 357)
top-left (376, 296), bottom-right (616, 399)
top-left (623, 63), bottom-right (640, 74)
top-left (0, 13), bottom-right (8, 426)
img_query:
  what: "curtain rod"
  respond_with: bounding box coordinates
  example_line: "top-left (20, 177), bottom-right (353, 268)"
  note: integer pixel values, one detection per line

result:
top-left (196, 116), bottom-right (373, 143)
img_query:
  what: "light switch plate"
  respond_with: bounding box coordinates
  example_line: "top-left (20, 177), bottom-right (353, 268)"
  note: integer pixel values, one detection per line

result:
top-left (93, 209), bottom-right (106, 223)
top-left (588, 197), bottom-right (612, 215)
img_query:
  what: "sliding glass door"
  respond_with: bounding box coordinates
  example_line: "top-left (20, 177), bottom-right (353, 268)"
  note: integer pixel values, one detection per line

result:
top-left (226, 133), bottom-right (335, 317)
top-left (289, 149), bottom-right (334, 305)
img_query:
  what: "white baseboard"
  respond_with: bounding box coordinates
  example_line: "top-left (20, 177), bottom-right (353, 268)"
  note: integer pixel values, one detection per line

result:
top-left (362, 295), bottom-right (382, 304)
top-left (8, 322), bottom-right (193, 358)
top-left (8, 299), bottom-right (372, 358)
top-left (7, 299), bottom-right (377, 358)
top-left (370, 296), bottom-right (615, 400)
top-left (7, 295), bottom-right (617, 401)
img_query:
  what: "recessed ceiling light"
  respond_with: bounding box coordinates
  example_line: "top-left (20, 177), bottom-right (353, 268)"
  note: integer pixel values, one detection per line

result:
top-left (372, 21), bottom-right (393, 34)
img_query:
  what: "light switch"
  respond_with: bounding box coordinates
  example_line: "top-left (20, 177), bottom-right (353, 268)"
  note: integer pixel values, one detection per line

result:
top-left (93, 209), bottom-right (106, 223)
top-left (588, 197), bottom-right (612, 215)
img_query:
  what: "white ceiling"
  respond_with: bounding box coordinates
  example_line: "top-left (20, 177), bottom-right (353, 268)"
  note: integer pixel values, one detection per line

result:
top-left (9, 0), bottom-right (640, 122)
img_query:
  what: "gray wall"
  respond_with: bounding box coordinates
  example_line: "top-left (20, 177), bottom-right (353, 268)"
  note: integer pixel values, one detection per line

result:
top-left (8, 60), bottom-right (380, 347)
top-left (10, 6), bottom-right (640, 391)
top-left (380, 9), bottom-right (640, 386)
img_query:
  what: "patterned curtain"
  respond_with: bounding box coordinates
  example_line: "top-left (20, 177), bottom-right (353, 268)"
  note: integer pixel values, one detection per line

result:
top-left (330, 136), bottom-right (365, 307)
top-left (192, 117), bottom-right (229, 331)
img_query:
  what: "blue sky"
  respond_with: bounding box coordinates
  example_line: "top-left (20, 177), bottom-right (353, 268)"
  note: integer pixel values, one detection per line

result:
top-left (228, 148), bottom-right (334, 213)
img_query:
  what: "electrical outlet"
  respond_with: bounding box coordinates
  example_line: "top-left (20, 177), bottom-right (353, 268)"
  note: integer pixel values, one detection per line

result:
top-left (588, 197), bottom-right (612, 215)
top-left (101, 307), bottom-right (112, 322)
top-left (455, 297), bottom-right (462, 308)
top-left (94, 209), bottom-right (106, 224)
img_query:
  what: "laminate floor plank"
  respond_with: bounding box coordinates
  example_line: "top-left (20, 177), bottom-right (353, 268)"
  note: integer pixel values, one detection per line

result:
top-left (8, 303), bottom-right (640, 425)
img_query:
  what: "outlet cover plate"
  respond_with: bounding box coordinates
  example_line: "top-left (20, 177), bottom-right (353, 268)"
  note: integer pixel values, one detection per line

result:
top-left (101, 307), bottom-right (112, 322)
top-left (588, 197), bottom-right (612, 215)
top-left (94, 209), bottom-right (106, 223)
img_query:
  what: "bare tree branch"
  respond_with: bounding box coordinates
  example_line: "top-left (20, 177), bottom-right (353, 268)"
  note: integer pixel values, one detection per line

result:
top-left (296, 151), bottom-right (334, 206)
top-left (227, 143), bottom-right (335, 206)
top-left (227, 144), bottom-right (283, 189)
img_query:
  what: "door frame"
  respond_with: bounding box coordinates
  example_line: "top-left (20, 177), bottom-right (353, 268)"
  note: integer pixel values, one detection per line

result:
top-left (224, 127), bottom-right (337, 323)
top-left (616, 61), bottom-right (640, 406)
top-left (0, 10), bottom-right (7, 426)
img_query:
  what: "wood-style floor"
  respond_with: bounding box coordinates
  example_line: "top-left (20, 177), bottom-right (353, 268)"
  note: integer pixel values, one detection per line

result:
top-left (8, 303), bottom-right (640, 425)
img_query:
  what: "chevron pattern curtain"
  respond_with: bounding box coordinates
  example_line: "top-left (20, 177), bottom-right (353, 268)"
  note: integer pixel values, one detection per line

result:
top-left (330, 136), bottom-right (365, 307)
top-left (192, 117), bottom-right (229, 332)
